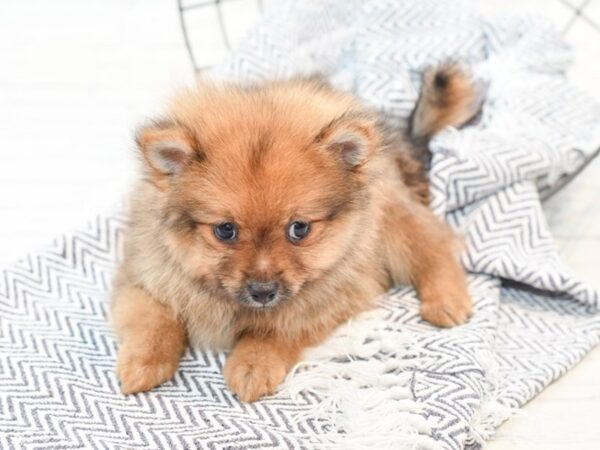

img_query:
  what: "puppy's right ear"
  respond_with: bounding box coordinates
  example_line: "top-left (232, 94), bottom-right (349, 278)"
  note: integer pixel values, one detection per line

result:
top-left (136, 120), bottom-right (199, 183)
top-left (315, 112), bottom-right (379, 169)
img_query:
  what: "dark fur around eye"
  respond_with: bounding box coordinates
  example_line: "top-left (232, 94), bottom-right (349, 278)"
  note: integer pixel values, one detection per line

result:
top-left (163, 208), bottom-right (198, 233)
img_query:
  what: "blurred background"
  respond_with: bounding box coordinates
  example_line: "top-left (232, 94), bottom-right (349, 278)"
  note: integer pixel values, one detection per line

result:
top-left (1, 0), bottom-right (598, 270)
top-left (0, 1), bottom-right (599, 448)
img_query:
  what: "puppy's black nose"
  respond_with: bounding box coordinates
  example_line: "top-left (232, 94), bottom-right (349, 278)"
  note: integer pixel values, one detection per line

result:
top-left (247, 281), bottom-right (279, 304)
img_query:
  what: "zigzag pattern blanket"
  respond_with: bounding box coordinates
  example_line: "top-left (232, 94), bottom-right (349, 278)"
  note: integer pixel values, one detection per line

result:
top-left (2, 1), bottom-right (600, 449)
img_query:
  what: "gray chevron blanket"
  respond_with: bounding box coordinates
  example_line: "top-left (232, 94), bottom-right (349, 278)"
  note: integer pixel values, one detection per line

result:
top-left (2, 1), bottom-right (600, 449)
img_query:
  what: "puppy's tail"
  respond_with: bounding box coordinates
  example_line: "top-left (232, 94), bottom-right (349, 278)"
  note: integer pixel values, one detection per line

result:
top-left (410, 62), bottom-right (483, 141)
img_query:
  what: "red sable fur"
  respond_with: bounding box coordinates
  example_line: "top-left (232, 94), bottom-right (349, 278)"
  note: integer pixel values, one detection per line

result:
top-left (112, 65), bottom-right (479, 402)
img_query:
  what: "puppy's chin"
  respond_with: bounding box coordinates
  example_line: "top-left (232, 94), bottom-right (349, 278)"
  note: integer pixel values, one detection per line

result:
top-left (240, 298), bottom-right (282, 310)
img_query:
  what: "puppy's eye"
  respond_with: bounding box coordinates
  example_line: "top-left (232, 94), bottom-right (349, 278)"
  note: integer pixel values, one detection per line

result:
top-left (287, 221), bottom-right (310, 242)
top-left (214, 222), bottom-right (237, 242)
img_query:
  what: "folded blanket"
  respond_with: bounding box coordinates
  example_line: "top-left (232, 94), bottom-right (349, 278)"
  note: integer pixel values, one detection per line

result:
top-left (2, 1), bottom-right (599, 449)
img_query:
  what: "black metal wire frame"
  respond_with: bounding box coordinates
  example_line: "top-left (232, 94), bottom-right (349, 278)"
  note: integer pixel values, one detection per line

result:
top-left (177, 0), bottom-right (264, 73)
top-left (177, 0), bottom-right (600, 72)
top-left (175, 0), bottom-right (599, 201)
top-left (559, 0), bottom-right (600, 35)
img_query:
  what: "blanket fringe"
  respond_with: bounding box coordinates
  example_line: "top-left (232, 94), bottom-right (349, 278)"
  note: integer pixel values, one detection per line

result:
top-left (276, 308), bottom-right (443, 450)
top-left (465, 354), bottom-right (520, 446)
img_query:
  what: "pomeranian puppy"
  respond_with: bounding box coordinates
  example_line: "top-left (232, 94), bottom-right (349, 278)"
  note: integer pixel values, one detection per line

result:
top-left (112, 63), bottom-right (480, 402)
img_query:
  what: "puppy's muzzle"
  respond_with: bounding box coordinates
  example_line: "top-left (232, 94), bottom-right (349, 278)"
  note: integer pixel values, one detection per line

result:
top-left (246, 281), bottom-right (279, 306)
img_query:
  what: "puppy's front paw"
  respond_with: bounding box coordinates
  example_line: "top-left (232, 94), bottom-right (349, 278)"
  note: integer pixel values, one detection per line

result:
top-left (420, 283), bottom-right (473, 328)
top-left (224, 350), bottom-right (287, 403)
top-left (117, 344), bottom-right (179, 394)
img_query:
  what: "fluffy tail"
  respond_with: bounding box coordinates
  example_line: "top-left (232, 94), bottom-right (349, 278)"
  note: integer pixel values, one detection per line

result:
top-left (410, 62), bottom-right (483, 140)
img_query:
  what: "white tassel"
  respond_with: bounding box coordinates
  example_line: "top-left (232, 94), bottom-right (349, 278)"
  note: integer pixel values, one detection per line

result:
top-left (275, 307), bottom-right (438, 449)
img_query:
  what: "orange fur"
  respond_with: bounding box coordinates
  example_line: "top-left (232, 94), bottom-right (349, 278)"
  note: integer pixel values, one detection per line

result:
top-left (111, 64), bottom-right (479, 401)
top-left (411, 62), bottom-right (483, 139)
top-left (111, 285), bottom-right (187, 394)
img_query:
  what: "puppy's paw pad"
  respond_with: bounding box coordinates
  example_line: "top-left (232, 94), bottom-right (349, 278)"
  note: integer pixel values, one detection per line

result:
top-left (420, 292), bottom-right (473, 328)
top-left (117, 351), bottom-right (178, 394)
top-left (224, 359), bottom-right (286, 403)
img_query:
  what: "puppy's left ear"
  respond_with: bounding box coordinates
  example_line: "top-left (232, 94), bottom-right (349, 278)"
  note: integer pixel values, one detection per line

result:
top-left (136, 120), bottom-right (200, 185)
top-left (316, 113), bottom-right (379, 168)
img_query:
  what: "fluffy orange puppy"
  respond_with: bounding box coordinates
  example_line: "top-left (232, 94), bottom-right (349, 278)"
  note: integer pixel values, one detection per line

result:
top-left (112, 64), bottom-right (480, 402)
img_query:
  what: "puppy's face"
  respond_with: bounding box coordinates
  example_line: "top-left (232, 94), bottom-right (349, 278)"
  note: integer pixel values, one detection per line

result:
top-left (137, 82), bottom-right (379, 309)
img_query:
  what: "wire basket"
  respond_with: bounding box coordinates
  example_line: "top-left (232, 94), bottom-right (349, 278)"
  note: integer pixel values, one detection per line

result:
top-left (177, 0), bottom-right (265, 73)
